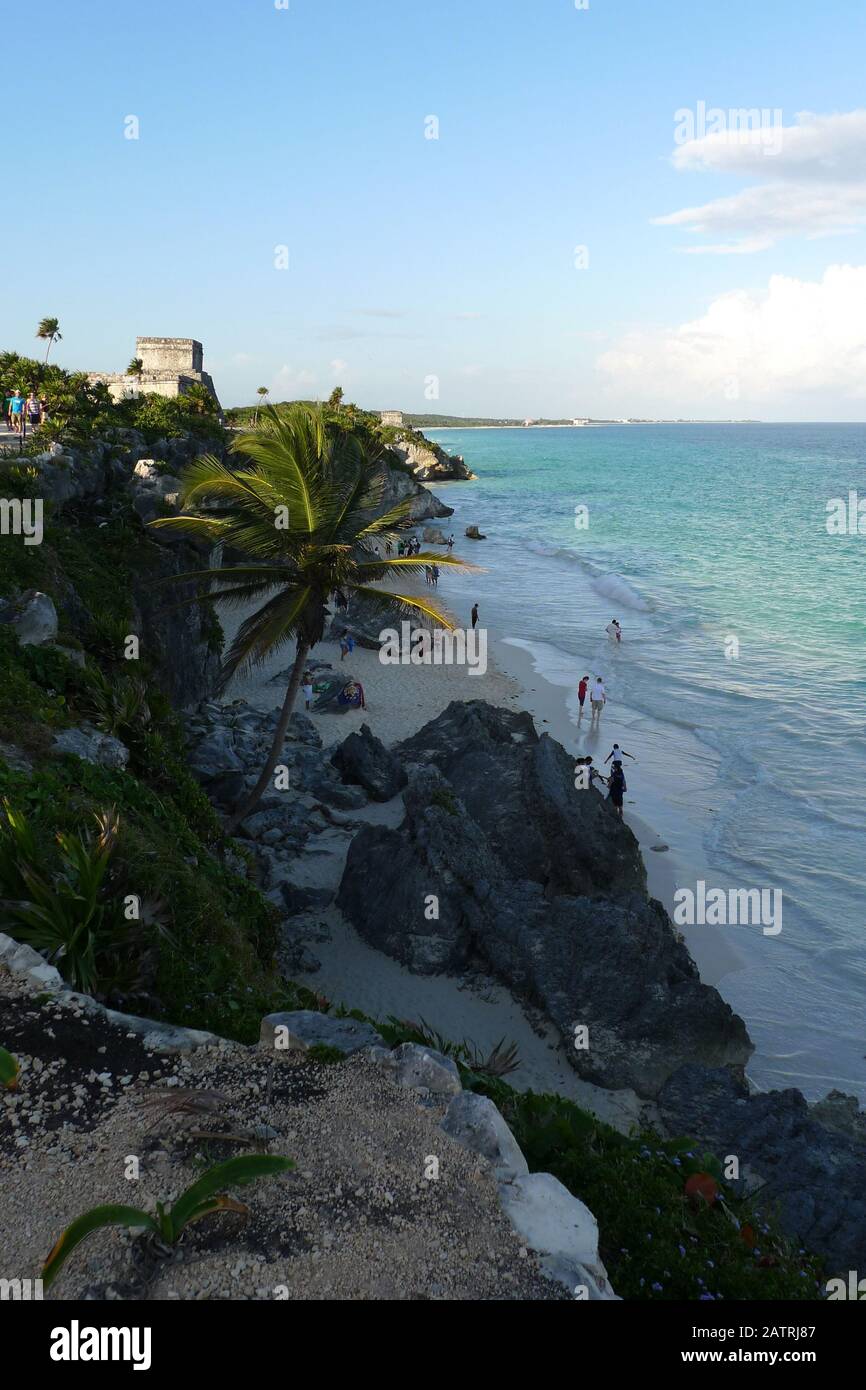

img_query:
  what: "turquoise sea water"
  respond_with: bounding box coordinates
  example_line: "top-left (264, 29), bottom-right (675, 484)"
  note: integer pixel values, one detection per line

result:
top-left (426, 424), bottom-right (866, 1102)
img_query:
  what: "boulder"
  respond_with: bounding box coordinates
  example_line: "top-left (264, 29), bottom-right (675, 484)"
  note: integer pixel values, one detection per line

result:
top-left (259, 1010), bottom-right (384, 1055)
top-left (331, 723), bottom-right (407, 802)
top-left (422, 527), bottom-right (447, 545)
top-left (465, 525), bottom-right (486, 540)
top-left (441, 1091), bottom-right (528, 1181)
top-left (497, 1173), bottom-right (617, 1300)
top-left (188, 726), bottom-right (243, 780)
top-left (0, 590), bottom-right (58, 646)
top-left (657, 1064), bottom-right (866, 1276)
top-left (391, 1042), bottom-right (462, 1096)
top-left (52, 723), bottom-right (129, 770)
top-left (338, 722), bottom-right (753, 1097)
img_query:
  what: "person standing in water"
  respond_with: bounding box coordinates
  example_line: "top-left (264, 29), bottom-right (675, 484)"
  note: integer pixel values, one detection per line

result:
top-left (590, 676), bottom-right (606, 725)
top-left (471, 603), bottom-right (479, 630)
top-left (605, 742), bottom-right (635, 769)
top-left (577, 674), bottom-right (589, 721)
top-left (605, 618), bottom-right (622, 644)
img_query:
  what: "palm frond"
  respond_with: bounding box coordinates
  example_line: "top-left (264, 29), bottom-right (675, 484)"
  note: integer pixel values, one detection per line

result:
top-left (349, 584), bottom-right (457, 630)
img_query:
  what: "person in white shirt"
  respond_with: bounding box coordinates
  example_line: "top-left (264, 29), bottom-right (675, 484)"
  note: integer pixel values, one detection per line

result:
top-left (590, 677), bottom-right (606, 724)
top-left (605, 618), bottom-right (622, 643)
top-left (605, 742), bottom-right (635, 768)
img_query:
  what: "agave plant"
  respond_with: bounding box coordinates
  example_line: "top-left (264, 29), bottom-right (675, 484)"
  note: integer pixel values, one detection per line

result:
top-left (149, 403), bottom-right (475, 831)
top-left (41, 1154), bottom-right (294, 1291)
top-left (83, 666), bottom-right (151, 740)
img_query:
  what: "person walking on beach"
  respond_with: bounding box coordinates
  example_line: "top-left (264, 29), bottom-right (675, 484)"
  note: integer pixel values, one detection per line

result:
top-left (431, 564), bottom-right (439, 588)
top-left (339, 631), bottom-right (355, 662)
top-left (471, 603), bottom-right (479, 630)
top-left (447, 534), bottom-right (455, 552)
top-left (26, 392), bottom-right (41, 428)
top-left (590, 676), bottom-right (606, 725)
top-left (577, 674), bottom-right (589, 721)
top-left (605, 742), bottom-right (635, 770)
top-left (302, 671), bottom-right (314, 711)
top-left (607, 761), bottom-right (627, 818)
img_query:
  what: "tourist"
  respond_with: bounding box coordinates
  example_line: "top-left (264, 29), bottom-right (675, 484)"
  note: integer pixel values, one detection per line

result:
top-left (302, 675), bottom-right (314, 711)
top-left (590, 675), bottom-right (606, 724)
top-left (577, 673), bottom-right (589, 720)
top-left (605, 618), bottom-right (622, 643)
top-left (607, 762), bottom-right (627, 818)
top-left (447, 534), bottom-right (455, 551)
top-left (431, 564), bottom-right (439, 587)
top-left (385, 539), bottom-right (392, 556)
top-left (605, 742), bottom-right (635, 769)
top-left (397, 539), bottom-right (405, 556)
top-left (26, 392), bottom-right (41, 427)
top-left (584, 755), bottom-right (607, 792)
top-left (424, 565), bottom-right (432, 585)
top-left (339, 631), bottom-right (355, 661)
top-left (9, 389), bottom-right (24, 433)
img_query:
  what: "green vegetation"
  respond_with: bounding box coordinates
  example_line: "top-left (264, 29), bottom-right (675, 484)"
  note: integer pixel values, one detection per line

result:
top-left (41, 1154), bottom-right (295, 1291)
top-left (0, 1045), bottom-right (19, 1090)
top-left (149, 403), bottom-right (470, 832)
top-left (0, 349), bottom-right (221, 450)
top-left (328, 1011), bottom-right (823, 1302)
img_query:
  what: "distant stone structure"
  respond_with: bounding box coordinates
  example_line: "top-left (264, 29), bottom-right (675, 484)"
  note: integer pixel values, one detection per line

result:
top-left (88, 337), bottom-right (221, 409)
top-left (380, 410), bottom-right (404, 427)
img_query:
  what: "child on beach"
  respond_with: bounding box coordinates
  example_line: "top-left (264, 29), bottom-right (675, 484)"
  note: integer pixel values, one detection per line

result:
top-left (605, 742), bottom-right (635, 769)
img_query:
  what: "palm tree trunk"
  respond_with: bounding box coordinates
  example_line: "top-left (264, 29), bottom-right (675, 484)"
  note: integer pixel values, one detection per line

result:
top-left (227, 640), bottom-right (310, 834)
top-left (44, 339), bottom-right (51, 363)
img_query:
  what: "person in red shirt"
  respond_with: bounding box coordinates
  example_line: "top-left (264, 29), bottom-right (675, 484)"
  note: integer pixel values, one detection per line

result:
top-left (577, 674), bottom-right (589, 721)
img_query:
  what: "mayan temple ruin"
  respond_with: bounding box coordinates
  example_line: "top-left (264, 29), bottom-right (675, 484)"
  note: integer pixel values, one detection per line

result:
top-left (88, 336), bottom-right (221, 408)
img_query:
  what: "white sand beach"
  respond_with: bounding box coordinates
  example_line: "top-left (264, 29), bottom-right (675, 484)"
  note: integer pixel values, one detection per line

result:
top-left (216, 572), bottom-right (730, 1129)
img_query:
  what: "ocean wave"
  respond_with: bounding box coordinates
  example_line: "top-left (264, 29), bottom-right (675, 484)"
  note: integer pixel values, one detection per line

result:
top-left (524, 542), bottom-right (652, 611)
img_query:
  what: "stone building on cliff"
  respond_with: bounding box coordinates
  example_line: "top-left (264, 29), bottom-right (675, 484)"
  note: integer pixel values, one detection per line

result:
top-left (88, 337), bottom-right (221, 408)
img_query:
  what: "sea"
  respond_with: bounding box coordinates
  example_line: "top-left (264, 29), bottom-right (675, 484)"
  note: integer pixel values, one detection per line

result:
top-left (425, 424), bottom-right (866, 1103)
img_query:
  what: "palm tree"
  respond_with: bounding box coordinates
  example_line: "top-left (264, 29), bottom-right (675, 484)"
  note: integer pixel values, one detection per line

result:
top-left (126, 357), bottom-right (143, 396)
top-left (36, 318), bottom-right (62, 363)
top-left (254, 386), bottom-right (269, 425)
top-left (149, 405), bottom-right (472, 832)
top-left (183, 382), bottom-right (216, 417)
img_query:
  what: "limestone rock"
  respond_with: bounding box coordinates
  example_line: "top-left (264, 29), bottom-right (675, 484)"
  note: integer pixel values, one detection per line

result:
top-left (259, 1010), bottom-right (384, 1056)
top-left (498, 1172), bottom-right (618, 1300)
top-left (391, 1042), bottom-right (462, 1096)
top-left (0, 590), bottom-right (58, 646)
top-left (441, 1091), bottom-right (528, 1181)
top-left (52, 722), bottom-right (129, 769)
top-left (465, 525), bottom-right (486, 540)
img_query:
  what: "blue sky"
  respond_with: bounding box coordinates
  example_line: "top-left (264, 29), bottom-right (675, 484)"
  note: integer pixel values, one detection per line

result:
top-left (2, 0), bottom-right (865, 418)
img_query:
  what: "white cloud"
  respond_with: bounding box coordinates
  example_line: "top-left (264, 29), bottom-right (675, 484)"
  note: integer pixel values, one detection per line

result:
top-left (597, 264), bottom-right (866, 411)
top-left (329, 358), bottom-right (349, 374)
top-left (656, 110), bottom-right (866, 253)
top-left (269, 365), bottom-right (318, 396)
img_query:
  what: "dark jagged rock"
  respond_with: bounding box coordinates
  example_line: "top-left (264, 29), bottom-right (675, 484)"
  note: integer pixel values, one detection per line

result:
top-left (331, 723), bottom-right (408, 802)
top-left (326, 593), bottom-right (389, 650)
top-left (657, 1065), bottom-right (866, 1275)
top-left (398, 701), bottom-right (645, 899)
top-left (337, 756), bottom-right (752, 1095)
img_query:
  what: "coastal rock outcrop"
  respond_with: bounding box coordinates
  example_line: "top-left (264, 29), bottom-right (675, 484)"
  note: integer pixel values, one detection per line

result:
top-left (337, 705), bottom-right (752, 1097)
top-left (387, 436), bottom-right (475, 483)
top-left (657, 1064), bottom-right (866, 1276)
top-left (330, 723), bottom-right (407, 802)
top-left (465, 525), bottom-right (486, 540)
top-left (0, 590), bottom-right (58, 646)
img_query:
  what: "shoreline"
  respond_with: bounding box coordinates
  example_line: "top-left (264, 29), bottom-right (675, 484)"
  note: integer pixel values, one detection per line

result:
top-left (218, 565), bottom-right (744, 1121)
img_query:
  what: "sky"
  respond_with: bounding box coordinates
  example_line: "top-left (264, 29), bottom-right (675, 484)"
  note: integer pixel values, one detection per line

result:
top-left (2, 0), bottom-right (866, 420)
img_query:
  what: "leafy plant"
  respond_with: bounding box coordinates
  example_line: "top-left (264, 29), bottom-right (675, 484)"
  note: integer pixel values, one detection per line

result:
top-left (0, 1045), bottom-right (19, 1090)
top-left (41, 1154), bottom-right (294, 1291)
